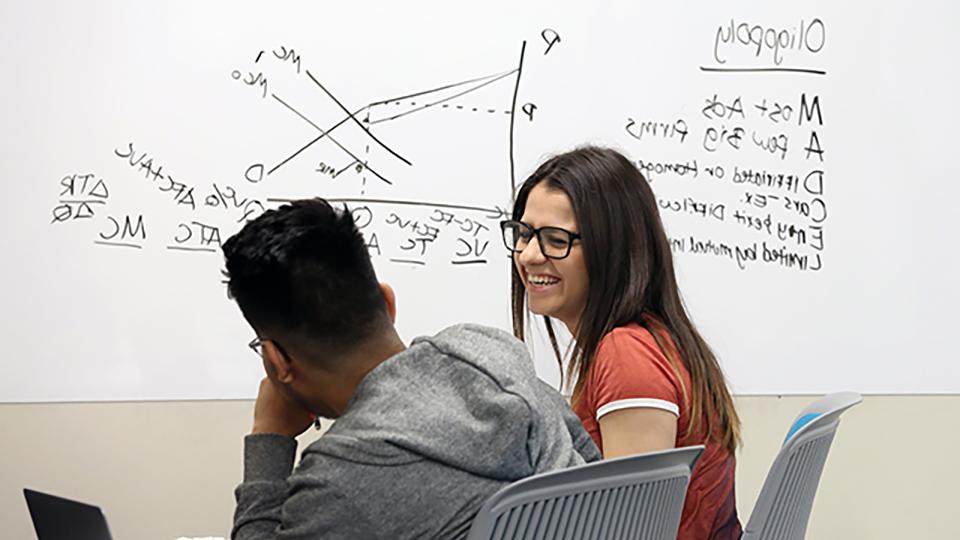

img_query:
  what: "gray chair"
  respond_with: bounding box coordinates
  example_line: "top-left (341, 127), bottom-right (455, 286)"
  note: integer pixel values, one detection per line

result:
top-left (467, 445), bottom-right (704, 540)
top-left (741, 391), bottom-right (863, 540)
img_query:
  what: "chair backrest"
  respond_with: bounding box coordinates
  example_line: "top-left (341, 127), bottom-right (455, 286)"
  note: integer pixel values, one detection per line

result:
top-left (467, 445), bottom-right (704, 540)
top-left (742, 391), bottom-right (862, 540)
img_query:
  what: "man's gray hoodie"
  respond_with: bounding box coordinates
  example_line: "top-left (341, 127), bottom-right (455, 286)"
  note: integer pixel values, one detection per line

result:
top-left (232, 324), bottom-right (600, 539)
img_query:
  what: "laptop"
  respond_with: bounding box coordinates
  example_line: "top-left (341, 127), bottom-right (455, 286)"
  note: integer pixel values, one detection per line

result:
top-left (23, 488), bottom-right (113, 540)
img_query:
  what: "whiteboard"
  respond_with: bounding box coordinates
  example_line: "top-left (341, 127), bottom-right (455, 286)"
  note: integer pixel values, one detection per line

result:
top-left (2, 0), bottom-right (957, 401)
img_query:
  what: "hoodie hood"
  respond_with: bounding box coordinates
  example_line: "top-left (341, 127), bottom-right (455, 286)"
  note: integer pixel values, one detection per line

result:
top-left (306, 324), bottom-right (585, 481)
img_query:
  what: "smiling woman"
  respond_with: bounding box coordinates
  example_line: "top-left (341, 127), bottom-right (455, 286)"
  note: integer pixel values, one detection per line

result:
top-left (500, 195), bottom-right (588, 329)
top-left (504, 145), bottom-right (743, 540)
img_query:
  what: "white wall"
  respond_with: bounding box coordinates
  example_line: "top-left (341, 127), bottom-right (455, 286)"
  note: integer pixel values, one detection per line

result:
top-left (4, 0), bottom-right (959, 402)
top-left (1, 395), bottom-right (956, 539)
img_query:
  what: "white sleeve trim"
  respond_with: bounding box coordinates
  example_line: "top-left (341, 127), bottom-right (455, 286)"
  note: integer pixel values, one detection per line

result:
top-left (596, 398), bottom-right (680, 419)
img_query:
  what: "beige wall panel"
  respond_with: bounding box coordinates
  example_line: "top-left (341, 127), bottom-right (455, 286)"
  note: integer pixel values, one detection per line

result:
top-left (1, 396), bottom-right (957, 539)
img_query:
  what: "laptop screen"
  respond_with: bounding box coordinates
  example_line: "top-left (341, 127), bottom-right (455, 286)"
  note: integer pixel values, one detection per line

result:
top-left (23, 489), bottom-right (113, 540)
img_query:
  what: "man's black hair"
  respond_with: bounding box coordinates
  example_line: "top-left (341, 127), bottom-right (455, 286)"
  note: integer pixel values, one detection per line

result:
top-left (222, 198), bottom-right (388, 362)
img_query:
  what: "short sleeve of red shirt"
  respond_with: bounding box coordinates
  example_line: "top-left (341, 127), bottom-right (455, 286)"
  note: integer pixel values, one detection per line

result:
top-left (572, 322), bottom-right (743, 540)
top-left (573, 323), bottom-right (687, 453)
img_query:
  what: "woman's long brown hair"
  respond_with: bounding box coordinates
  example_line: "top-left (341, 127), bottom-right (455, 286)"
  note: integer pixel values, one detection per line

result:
top-left (509, 146), bottom-right (741, 453)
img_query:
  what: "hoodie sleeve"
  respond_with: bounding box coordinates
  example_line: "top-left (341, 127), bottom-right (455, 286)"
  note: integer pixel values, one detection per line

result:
top-left (534, 380), bottom-right (602, 463)
top-left (563, 401), bottom-right (602, 463)
top-left (232, 434), bottom-right (376, 540)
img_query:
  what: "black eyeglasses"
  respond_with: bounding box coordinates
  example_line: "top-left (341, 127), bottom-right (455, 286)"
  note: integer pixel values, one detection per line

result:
top-left (500, 220), bottom-right (581, 260)
top-left (248, 337), bottom-right (267, 357)
top-left (248, 337), bottom-right (289, 358)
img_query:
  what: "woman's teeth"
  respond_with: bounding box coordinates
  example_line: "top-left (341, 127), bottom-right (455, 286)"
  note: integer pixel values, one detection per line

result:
top-left (529, 275), bottom-right (559, 286)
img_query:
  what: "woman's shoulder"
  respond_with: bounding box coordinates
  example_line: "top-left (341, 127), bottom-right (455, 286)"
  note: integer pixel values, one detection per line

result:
top-left (596, 321), bottom-right (672, 366)
top-left (603, 321), bottom-right (655, 340)
top-left (587, 319), bottom-right (687, 414)
top-left (599, 319), bottom-right (668, 354)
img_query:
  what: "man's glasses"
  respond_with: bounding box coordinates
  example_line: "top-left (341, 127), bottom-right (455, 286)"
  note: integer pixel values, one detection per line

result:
top-left (248, 337), bottom-right (289, 358)
top-left (248, 337), bottom-right (267, 357)
top-left (500, 220), bottom-right (581, 260)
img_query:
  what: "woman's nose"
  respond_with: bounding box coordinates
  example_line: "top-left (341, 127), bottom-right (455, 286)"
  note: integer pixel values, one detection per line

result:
top-left (517, 236), bottom-right (546, 265)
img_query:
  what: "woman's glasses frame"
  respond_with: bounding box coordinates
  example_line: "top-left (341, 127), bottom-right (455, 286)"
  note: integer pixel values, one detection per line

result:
top-left (500, 220), bottom-right (581, 260)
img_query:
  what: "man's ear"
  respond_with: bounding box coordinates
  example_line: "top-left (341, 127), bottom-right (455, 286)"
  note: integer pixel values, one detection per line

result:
top-left (380, 282), bottom-right (397, 323)
top-left (262, 341), bottom-right (295, 383)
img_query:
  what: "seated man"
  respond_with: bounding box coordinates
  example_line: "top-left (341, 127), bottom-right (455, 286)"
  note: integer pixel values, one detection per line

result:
top-left (223, 198), bottom-right (599, 539)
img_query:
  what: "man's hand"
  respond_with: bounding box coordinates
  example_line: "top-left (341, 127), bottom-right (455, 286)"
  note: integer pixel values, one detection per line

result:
top-left (251, 377), bottom-right (315, 438)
